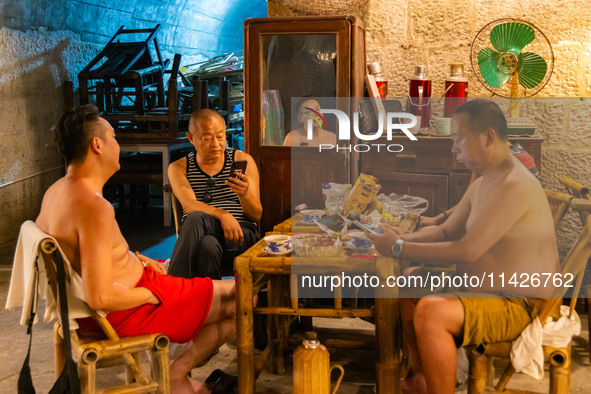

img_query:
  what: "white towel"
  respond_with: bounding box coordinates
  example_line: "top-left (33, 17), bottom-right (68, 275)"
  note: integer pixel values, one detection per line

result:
top-left (510, 305), bottom-right (581, 379)
top-left (5, 220), bottom-right (93, 329)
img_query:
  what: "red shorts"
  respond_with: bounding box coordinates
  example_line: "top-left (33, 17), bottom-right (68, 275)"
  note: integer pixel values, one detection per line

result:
top-left (78, 266), bottom-right (213, 343)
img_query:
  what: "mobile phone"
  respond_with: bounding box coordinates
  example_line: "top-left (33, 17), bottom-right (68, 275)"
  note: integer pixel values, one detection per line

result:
top-left (353, 220), bottom-right (377, 234)
top-left (229, 160), bottom-right (247, 179)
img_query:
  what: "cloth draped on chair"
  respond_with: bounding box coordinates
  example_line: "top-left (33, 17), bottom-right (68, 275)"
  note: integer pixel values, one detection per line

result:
top-left (511, 305), bottom-right (581, 379)
top-left (5, 220), bottom-right (96, 329)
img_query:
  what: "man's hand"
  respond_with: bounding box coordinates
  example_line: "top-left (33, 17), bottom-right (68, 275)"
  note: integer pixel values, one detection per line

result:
top-left (366, 224), bottom-right (401, 257)
top-left (143, 256), bottom-right (167, 275)
top-left (220, 212), bottom-right (244, 245)
top-left (226, 172), bottom-right (249, 197)
top-left (135, 252), bottom-right (167, 275)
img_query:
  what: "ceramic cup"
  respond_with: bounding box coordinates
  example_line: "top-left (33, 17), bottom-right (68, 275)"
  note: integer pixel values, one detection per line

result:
top-left (430, 117), bottom-right (451, 136)
top-left (263, 234), bottom-right (292, 254)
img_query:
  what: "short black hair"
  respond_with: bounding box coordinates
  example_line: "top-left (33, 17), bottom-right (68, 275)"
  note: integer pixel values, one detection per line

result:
top-left (453, 99), bottom-right (508, 140)
top-left (55, 104), bottom-right (101, 165)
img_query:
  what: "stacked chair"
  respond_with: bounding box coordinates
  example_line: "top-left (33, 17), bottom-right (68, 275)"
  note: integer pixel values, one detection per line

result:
top-left (78, 25), bottom-right (205, 142)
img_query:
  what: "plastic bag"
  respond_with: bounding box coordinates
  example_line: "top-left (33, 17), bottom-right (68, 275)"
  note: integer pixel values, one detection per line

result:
top-left (376, 192), bottom-right (429, 216)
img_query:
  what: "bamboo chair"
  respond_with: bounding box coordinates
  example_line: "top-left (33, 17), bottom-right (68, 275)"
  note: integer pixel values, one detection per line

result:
top-left (558, 175), bottom-right (591, 357)
top-left (163, 184), bottom-right (183, 237)
top-left (467, 197), bottom-right (591, 394)
top-left (38, 230), bottom-right (171, 393)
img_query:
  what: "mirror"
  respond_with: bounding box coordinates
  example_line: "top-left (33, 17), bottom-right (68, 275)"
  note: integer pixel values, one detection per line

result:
top-left (261, 34), bottom-right (337, 146)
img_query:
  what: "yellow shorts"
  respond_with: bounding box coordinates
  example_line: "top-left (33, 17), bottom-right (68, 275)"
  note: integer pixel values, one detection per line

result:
top-left (455, 293), bottom-right (548, 347)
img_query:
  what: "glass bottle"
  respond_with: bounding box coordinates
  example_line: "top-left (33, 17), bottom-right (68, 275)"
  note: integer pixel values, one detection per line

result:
top-left (444, 64), bottom-right (468, 117)
top-left (408, 65), bottom-right (432, 130)
top-left (367, 62), bottom-right (388, 98)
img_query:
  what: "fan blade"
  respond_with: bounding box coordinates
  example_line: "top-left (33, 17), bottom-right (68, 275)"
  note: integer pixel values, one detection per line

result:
top-left (517, 52), bottom-right (548, 89)
top-left (490, 22), bottom-right (535, 54)
top-left (478, 48), bottom-right (510, 88)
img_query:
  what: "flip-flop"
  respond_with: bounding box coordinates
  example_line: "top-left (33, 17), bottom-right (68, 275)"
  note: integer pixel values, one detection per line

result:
top-left (204, 369), bottom-right (238, 393)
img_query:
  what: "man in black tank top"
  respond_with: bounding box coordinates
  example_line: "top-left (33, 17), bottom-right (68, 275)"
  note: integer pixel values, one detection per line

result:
top-left (167, 109), bottom-right (262, 279)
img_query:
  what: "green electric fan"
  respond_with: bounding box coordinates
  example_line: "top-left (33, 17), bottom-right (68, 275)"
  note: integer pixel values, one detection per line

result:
top-left (470, 19), bottom-right (554, 133)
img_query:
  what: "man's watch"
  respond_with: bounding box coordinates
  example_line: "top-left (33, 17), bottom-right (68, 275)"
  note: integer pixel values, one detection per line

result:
top-left (391, 239), bottom-right (404, 258)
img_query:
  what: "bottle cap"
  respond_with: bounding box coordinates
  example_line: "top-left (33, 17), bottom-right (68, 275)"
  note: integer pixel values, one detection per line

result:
top-left (446, 64), bottom-right (468, 82)
top-left (413, 65), bottom-right (429, 80)
top-left (305, 331), bottom-right (318, 341)
top-left (367, 62), bottom-right (382, 75)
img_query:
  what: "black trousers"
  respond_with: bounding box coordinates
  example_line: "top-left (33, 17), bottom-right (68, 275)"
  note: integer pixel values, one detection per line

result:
top-left (167, 211), bottom-right (259, 280)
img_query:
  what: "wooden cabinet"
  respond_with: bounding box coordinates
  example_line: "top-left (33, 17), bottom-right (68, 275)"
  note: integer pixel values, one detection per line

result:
top-left (361, 136), bottom-right (543, 217)
top-left (244, 16), bottom-right (366, 232)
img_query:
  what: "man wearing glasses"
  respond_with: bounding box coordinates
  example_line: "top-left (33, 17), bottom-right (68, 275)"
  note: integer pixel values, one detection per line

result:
top-left (167, 109), bottom-right (262, 279)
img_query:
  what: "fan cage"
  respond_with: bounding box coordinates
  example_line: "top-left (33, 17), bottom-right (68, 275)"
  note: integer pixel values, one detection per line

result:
top-left (470, 18), bottom-right (554, 98)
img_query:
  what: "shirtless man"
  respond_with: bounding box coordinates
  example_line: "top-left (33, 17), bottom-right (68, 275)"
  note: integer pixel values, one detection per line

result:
top-left (368, 99), bottom-right (559, 394)
top-left (283, 98), bottom-right (337, 147)
top-left (36, 105), bottom-right (235, 394)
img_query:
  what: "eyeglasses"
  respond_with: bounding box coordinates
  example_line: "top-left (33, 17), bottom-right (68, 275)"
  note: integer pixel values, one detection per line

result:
top-left (203, 177), bottom-right (216, 203)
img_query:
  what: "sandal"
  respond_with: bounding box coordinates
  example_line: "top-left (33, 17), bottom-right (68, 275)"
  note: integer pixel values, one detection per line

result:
top-left (204, 369), bottom-right (238, 393)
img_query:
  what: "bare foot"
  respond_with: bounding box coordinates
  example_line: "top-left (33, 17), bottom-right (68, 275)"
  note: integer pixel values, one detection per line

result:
top-left (171, 374), bottom-right (209, 394)
top-left (401, 371), bottom-right (427, 394)
top-left (190, 378), bottom-right (211, 394)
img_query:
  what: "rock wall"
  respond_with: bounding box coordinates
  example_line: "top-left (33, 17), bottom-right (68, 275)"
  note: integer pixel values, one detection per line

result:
top-left (268, 0), bottom-right (591, 254)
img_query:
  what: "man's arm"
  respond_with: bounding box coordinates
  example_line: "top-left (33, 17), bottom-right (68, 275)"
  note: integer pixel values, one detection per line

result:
top-left (168, 157), bottom-right (230, 220)
top-left (228, 151), bottom-right (262, 222)
top-left (168, 157), bottom-right (245, 244)
top-left (400, 179), bottom-right (529, 263)
top-left (78, 196), bottom-right (159, 311)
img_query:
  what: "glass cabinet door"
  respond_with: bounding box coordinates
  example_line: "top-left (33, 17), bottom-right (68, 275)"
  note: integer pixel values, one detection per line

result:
top-left (261, 34), bottom-right (337, 146)
top-left (245, 16), bottom-right (365, 232)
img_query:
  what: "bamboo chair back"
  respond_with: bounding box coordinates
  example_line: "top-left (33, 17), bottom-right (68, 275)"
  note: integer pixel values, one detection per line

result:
top-left (544, 189), bottom-right (573, 230)
top-left (558, 176), bottom-right (591, 357)
top-left (467, 198), bottom-right (591, 394)
top-left (39, 236), bottom-right (171, 393)
top-left (163, 184), bottom-right (183, 237)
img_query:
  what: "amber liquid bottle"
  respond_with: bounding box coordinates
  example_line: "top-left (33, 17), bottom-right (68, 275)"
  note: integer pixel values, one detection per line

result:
top-left (408, 65), bottom-right (431, 130)
top-left (444, 64), bottom-right (468, 117)
top-left (293, 332), bottom-right (344, 394)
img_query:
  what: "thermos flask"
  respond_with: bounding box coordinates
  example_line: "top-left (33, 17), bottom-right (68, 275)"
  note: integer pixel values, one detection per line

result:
top-left (293, 332), bottom-right (344, 394)
top-left (444, 64), bottom-right (468, 117)
top-left (408, 65), bottom-right (431, 130)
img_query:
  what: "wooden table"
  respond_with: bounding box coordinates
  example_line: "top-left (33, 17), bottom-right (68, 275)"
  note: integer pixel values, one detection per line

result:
top-left (235, 218), bottom-right (403, 393)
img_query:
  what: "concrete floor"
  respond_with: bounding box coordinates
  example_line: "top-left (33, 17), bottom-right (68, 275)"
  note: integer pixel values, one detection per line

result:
top-left (1, 201), bottom-right (590, 393)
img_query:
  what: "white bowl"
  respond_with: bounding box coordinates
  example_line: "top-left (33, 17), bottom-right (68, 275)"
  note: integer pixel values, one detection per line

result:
top-left (263, 235), bottom-right (292, 254)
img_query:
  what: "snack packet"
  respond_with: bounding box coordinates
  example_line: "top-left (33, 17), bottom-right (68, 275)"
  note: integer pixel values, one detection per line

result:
top-left (322, 182), bottom-right (352, 215)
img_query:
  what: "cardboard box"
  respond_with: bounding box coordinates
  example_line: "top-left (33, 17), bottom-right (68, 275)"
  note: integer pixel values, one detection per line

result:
top-left (343, 173), bottom-right (381, 215)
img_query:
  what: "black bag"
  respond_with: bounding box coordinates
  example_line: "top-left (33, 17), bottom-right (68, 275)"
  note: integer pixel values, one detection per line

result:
top-left (18, 251), bottom-right (80, 393)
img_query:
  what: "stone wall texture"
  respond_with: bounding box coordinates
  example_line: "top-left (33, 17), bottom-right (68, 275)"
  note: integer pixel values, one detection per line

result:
top-left (268, 0), bottom-right (591, 254)
top-left (0, 0), bottom-right (266, 247)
